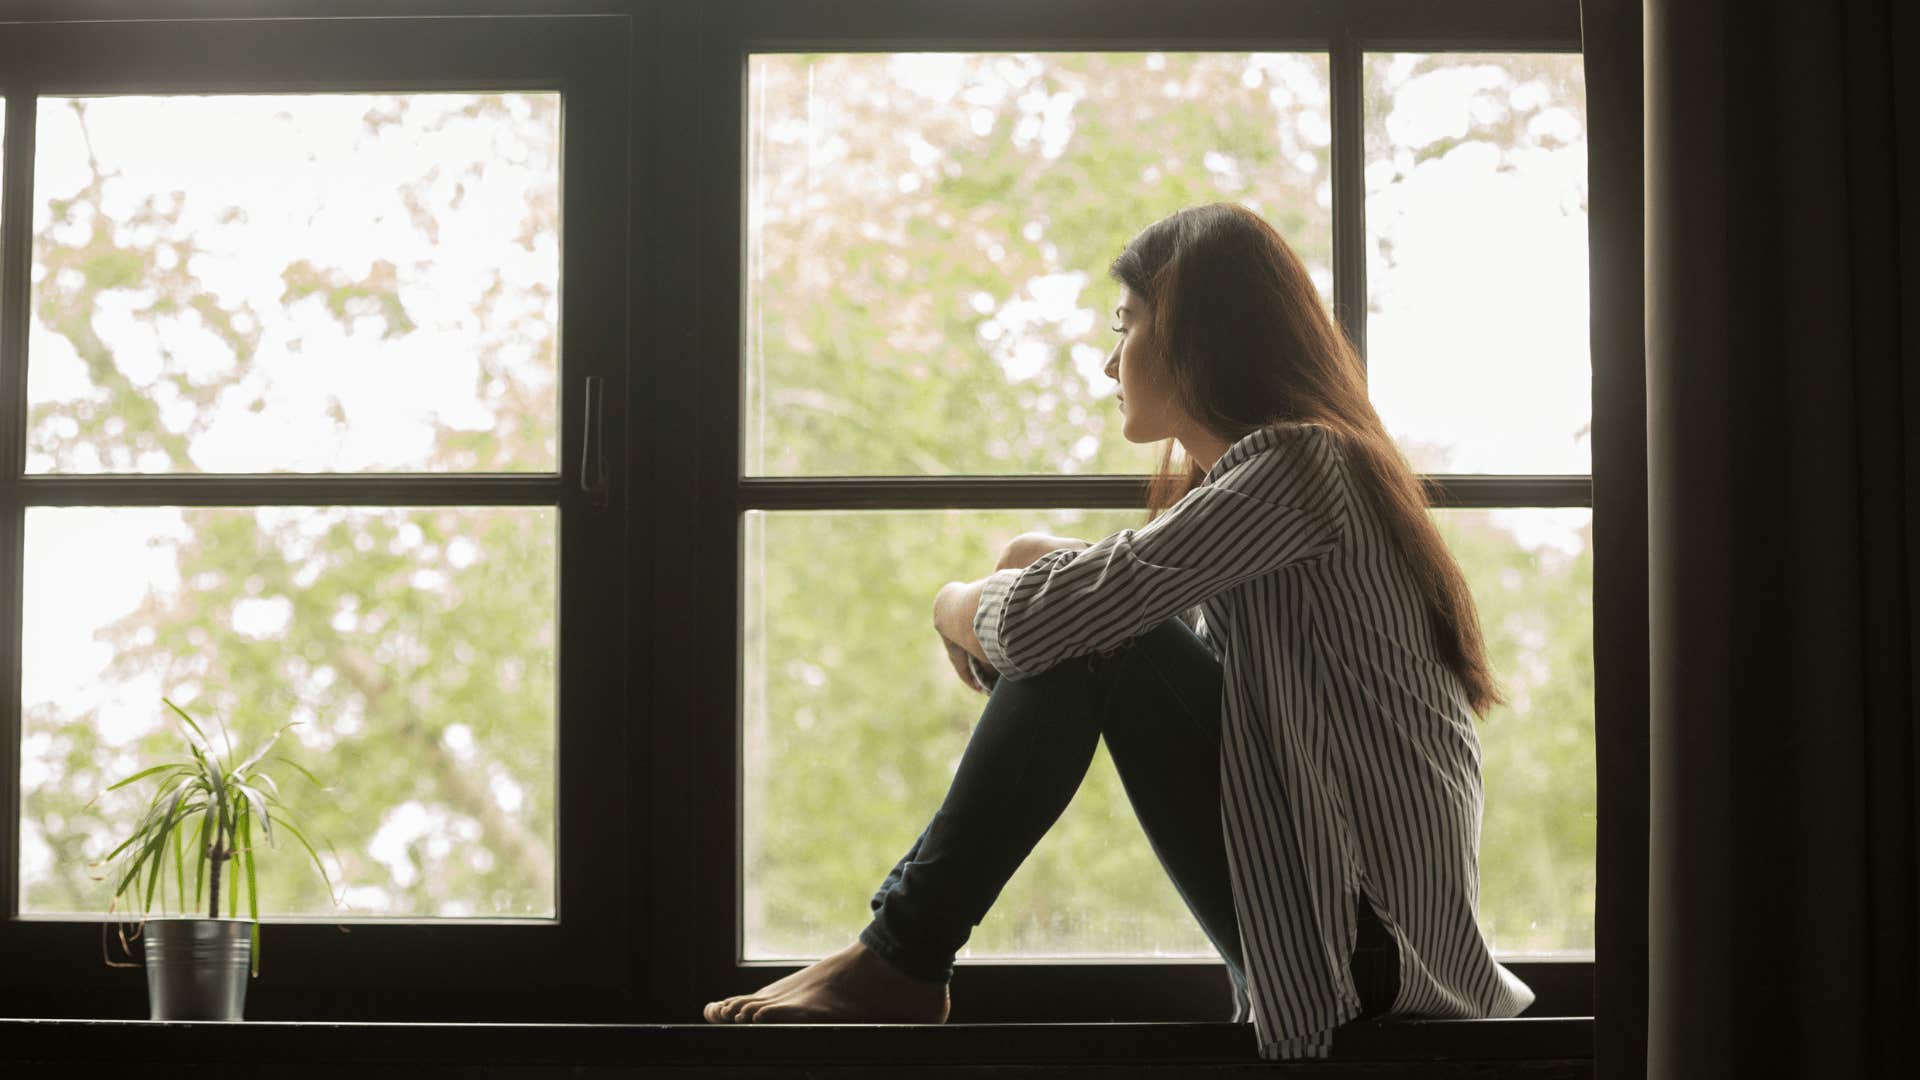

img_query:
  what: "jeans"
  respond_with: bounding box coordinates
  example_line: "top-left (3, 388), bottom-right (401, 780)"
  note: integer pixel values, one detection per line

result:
top-left (857, 616), bottom-right (1399, 1021)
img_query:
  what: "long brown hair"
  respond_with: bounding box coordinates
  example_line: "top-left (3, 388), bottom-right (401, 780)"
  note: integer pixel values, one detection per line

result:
top-left (1109, 203), bottom-right (1504, 716)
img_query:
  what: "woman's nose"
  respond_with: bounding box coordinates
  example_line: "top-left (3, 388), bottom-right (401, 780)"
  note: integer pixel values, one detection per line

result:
top-left (1103, 349), bottom-right (1119, 381)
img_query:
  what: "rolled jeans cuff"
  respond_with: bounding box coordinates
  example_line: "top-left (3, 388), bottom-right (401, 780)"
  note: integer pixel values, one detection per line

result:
top-left (857, 919), bottom-right (953, 985)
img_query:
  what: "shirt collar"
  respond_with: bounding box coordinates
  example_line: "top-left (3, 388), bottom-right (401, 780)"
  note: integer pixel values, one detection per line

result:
top-left (1201, 425), bottom-right (1281, 486)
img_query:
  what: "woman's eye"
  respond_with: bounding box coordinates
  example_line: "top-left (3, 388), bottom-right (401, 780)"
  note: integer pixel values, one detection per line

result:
top-left (1111, 325), bottom-right (1125, 334)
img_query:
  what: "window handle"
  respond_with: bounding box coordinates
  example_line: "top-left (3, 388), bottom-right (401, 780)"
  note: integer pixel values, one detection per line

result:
top-left (581, 375), bottom-right (610, 512)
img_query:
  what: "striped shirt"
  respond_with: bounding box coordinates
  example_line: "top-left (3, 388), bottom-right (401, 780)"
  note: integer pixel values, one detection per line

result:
top-left (972, 421), bottom-right (1535, 1060)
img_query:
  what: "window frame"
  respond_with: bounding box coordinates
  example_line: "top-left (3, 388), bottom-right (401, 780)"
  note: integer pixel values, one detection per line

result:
top-left (686, 0), bottom-right (1602, 1024)
top-left (0, 11), bottom-right (634, 1014)
top-left (0, 0), bottom-right (1646, 1045)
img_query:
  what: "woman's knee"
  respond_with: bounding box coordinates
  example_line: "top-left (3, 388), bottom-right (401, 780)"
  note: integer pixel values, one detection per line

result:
top-left (994, 619), bottom-right (1201, 692)
top-left (995, 532), bottom-right (1092, 572)
top-left (1094, 620), bottom-right (1223, 731)
top-left (1080, 618), bottom-right (1195, 669)
top-left (984, 649), bottom-right (1096, 698)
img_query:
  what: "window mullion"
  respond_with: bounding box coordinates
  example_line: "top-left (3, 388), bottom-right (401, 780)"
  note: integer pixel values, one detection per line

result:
top-left (2, 86), bottom-right (32, 486)
top-left (1331, 27), bottom-right (1368, 367)
top-left (734, 476), bottom-right (1592, 512)
top-left (0, 83), bottom-right (35, 923)
top-left (16, 474), bottom-right (566, 508)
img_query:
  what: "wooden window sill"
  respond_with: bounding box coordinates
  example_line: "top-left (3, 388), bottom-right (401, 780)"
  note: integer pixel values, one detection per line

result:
top-left (4, 1016), bottom-right (1591, 1074)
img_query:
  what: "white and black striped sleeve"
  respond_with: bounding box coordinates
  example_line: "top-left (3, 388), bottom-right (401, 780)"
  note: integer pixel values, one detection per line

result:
top-left (973, 443), bottom-right (1347, 681)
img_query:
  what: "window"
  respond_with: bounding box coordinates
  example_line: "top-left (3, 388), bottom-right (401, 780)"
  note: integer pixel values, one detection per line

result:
top-left (4, 0), bottom-right (1617, 1035)
top-left (0, 15), bottom-right (630, 1003)
top-left (711, 2), bottom-right (1596, 1020)
top-left (1365, 52), bottom-right (1594, 959)
top-left (739, 45), bottom-right (1592, 974)
top-left (741, 49), bottom-right (1337, 966)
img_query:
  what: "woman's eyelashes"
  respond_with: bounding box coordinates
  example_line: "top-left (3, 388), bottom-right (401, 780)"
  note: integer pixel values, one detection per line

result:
top-left (1111, 324), bottom-right (1126, 334)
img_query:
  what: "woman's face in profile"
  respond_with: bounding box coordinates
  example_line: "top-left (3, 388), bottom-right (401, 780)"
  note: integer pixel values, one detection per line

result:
top-left (1104, 286), bottom-right (1181, 444)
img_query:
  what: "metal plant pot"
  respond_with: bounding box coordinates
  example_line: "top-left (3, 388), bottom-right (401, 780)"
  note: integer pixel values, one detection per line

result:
top-left (141, 917), bottom-right (253, 1021)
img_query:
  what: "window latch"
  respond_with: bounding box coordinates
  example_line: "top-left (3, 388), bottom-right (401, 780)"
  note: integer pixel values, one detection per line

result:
top-left (581, 375), bottom-right (610, 512)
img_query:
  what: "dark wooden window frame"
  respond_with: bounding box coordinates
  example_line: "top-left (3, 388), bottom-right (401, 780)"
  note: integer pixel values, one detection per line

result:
top-left (0, 10), bottom-right (634, 1020)
top-left (0, 0), bottom-right (1645, 1061)
top-left (677, 0), bottom-right (1603, 1027)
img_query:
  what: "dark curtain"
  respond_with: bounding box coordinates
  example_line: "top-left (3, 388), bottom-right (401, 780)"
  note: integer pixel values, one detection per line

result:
top-left (1642, 0), bottom-right (1919, 1077)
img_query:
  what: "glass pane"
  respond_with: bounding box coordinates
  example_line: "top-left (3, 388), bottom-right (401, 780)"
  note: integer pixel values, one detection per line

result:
top-left (742, 505), bottom-right (1593, 961)
top-left (1365, 54), bottom-right (1589, 473)
top-left (747, 52), bottom-right (1332, 477)
top-left (742, 508), bottom-right (1217, 959)
top-left (1437, 507), bottom-right (1594, 957)
top-left (18, 506), bottom-right (557, 919)
top-left (27, 93), bottom-right (560, 474)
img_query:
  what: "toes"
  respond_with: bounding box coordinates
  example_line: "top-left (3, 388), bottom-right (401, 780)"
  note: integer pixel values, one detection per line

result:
top-left (751, 1002), bottom-right (803, 1023)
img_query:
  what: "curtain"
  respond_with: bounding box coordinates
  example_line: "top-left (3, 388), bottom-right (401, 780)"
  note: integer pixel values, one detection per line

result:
top-left (1643, 0), bottom-right (1918, 1076)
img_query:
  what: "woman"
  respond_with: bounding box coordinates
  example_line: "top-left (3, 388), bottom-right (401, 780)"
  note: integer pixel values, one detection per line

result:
top-left (703, 203), bottom-right (1535, 1059)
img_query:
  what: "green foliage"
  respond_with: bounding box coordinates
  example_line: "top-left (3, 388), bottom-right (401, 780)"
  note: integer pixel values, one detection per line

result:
top-left (746, 52), bottom-right (1333, 478)
top-left (1437, 512), bottom-right (1596, 953)
top-left (743, 508), bottom-right (1198, 957)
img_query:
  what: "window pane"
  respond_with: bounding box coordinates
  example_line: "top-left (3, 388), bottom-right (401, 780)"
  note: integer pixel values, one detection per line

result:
top-left (1365, 54), bottom-right (1589, 474)
top-left (1438, 507), bottom-right (1594, 956)
top-left (28, 93), bottom-right (560, 474)
top-left (743, 505), bottom-right (1594, 961)
top-left (742, 508), bottom-right (1216, 959)
top-left (17, 506), bottom-right (557, 919)
top-left (746, 52), bottom-right (1332, 477)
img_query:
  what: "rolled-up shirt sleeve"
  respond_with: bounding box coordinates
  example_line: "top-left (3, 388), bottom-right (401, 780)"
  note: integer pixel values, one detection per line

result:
top-left (973, 442), bottom-right (1347, 680)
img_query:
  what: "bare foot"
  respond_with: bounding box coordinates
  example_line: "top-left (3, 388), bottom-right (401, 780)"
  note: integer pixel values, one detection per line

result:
top-left (702, 939), bottom-right (951, 1024)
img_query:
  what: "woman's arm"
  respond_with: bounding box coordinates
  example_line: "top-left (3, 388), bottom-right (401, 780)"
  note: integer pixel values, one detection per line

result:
top-left (936, 534), bottom-right (1091, 662)
top-left (974, 431), bottom-right (1348, 681)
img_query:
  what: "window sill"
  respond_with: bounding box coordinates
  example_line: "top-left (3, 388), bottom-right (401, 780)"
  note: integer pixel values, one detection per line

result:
top-left (4, 1016), bottom-right (1591, 1074)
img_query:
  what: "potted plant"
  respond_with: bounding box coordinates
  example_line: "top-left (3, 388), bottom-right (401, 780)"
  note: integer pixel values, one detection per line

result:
top-left (86, 696), bottom-right (342, 1020)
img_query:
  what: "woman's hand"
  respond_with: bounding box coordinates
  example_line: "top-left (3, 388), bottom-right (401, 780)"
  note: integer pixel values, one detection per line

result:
top-left (934, 579), bottom-right (988, 663)
top-left (934, 580), bottom-right (997, 693)
top-left (941, 632), bottom-right (996, 693)
top-left (932, 534), bottom-right (1088, 694)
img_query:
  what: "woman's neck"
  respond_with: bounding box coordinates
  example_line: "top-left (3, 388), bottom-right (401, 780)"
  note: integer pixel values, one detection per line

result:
top-left (1178, 427), bottom-right (1231, 476)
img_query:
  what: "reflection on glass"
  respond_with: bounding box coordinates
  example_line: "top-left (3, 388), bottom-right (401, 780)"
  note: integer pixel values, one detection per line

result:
top-left (1365, 54), bottom-right (1590, 474)
top-left (743, 506), bottom-right (1594, 960)
top-left (28, 94), bottom-right (560, 474)
top-left (1437, 507), bottom-right (1594, 956)
top-left (746, 52), bottom-right (1332, 477)
top-left (18, 506), bottom-right (558, 919)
